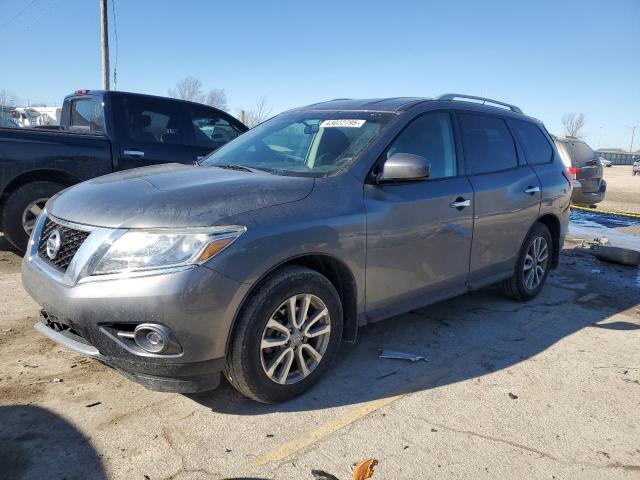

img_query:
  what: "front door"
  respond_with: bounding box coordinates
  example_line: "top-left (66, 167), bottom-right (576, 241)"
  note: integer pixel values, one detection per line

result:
top-left (456, 112), bottom-right (542, 287)
top-left (114, 96), bottom-right (193, 171)
top-left (364, 111), bottom-right (474, 320)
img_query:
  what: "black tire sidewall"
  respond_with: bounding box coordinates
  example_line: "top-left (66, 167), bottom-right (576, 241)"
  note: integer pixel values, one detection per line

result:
top-left (514, 223), bottom-right (553, 300)
top-left (2, 181), bottom-right (65, 252)
top-left (228, 267), bottom-right (343, 403)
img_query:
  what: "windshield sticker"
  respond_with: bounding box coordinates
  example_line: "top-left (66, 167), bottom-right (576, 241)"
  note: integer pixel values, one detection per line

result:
top-left (320, 119), bottom-right (366, 128)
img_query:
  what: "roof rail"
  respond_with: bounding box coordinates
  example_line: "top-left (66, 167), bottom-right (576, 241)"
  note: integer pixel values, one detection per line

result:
top-left (436, 93), bottom-right (523, 114)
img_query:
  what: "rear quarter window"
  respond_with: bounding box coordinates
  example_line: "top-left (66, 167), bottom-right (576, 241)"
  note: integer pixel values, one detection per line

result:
top-left (510, 119), bottom-right (553, 165)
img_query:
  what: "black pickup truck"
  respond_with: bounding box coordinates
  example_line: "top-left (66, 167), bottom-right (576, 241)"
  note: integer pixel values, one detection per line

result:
top-left (0, 90), bottom-right (248, 251)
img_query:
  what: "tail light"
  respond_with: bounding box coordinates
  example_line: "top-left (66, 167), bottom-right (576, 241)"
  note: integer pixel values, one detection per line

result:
top-left (567, 166), bottom-right (579, 180)
top-left (562, 167), bottom-right (574, 188)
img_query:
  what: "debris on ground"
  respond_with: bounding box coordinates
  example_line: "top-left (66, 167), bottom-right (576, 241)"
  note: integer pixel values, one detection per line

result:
top-left (311, 470), bottom-right (340, 480)
top-left (52, 377), bottom-right (63, 383)
top-left (590, 246), bottom-right (640, 267)
top-left (375, 371), bottom-right (397, 380)
top-left (379, 349), bottom-right (429, 362)
top-left (85, 401), bottom-right (102, 408)
top-left (352, 458), bottom-right (378, 480)
top-left (508, 392), bottom-right (519, 400)
top-left (579, 236), bottom-right (609, 248)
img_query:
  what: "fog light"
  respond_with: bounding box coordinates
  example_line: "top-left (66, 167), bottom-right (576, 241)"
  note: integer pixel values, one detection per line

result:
top-left (134, 324), bottom-right (172, 354)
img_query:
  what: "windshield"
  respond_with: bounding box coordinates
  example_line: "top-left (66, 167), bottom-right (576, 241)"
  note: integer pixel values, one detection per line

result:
top-left (202, 111), bottom-right (394, 176)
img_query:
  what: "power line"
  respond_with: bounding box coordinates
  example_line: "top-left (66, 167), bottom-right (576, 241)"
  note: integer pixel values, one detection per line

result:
top-left (0, 0), bottom-right (40, 32)
top-left (111, 0), bottom-right (119, 88)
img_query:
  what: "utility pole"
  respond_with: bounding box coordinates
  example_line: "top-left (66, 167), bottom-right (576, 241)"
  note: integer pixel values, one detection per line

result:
top-left (100, 0), bottom-right (110, 91)
top-left (623, 125), bottom-right (637, 153)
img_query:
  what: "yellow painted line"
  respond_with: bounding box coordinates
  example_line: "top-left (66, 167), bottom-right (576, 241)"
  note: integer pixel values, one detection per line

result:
top-left (577, 292), bottom-right (599, 303)
top-left (571, 205), bottom-right (640, 219)
top-left (249, 349), bottom-right (481, 467)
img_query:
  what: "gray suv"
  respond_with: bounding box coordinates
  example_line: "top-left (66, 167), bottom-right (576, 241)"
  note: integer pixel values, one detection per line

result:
top-left (22, 94), bottom-right (571, 403)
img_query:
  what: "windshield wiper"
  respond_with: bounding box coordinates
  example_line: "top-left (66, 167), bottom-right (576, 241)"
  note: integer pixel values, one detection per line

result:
top-left (214, 164), bottom-right (255, 173)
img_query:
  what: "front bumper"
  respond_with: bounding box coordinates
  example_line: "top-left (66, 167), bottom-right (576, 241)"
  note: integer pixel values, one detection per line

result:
top-left (22, 233), bottom-right (250, 393)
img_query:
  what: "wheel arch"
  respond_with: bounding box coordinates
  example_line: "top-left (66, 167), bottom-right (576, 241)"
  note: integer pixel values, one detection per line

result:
top-left (537, 213), bottom-right (561, 268)
top-left (0, 169), bottom-right (81, 232)
top-left (226, 253), bottom-right (359, 354)
top-left (1, 169), bottom-right (81, 204)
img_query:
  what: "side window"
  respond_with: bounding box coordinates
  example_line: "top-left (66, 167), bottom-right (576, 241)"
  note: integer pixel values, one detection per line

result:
top-left (458, 113), bottom-right (518, 175)
top-left (511, 119), bottom-right (552, 165)
top-left (189, 107), bottom-right (242, 149)
top-left (385, 112), bottom-right (457, 179)
top-left (122, 97), bottom-right (184, 145)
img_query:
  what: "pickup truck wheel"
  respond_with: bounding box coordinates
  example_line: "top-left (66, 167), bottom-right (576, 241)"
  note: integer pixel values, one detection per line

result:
top-left (224, 266), bottom-right (343, 403)
top-left (499, 222), bottom-right (553, 301)
top-left (2, 181), bottom-right (65, 252)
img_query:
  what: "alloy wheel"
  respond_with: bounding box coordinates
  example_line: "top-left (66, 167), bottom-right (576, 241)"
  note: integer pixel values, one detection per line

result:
top-left (21, 198), bottom-right (47, 235)
top-left (260, 294), bottom-right (332, 385)
top-left (523, 236), bottom-right (549, 290)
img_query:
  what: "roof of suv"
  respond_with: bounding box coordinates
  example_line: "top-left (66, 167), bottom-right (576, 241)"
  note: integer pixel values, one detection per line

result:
top-left (300, 94), bottom-right (533, 119)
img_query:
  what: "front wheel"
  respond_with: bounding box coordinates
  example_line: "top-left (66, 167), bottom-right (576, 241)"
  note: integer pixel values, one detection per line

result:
top-left (2, 181), bottom-right (65, 252)
top-left (224, 266), bottom-right (343, 403)
top-left (499, 223), bottom-right (553, 301)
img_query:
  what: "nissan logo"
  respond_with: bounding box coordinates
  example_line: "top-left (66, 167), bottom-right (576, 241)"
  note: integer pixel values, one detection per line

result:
top-left (46, 229), bottom-right (62, 260)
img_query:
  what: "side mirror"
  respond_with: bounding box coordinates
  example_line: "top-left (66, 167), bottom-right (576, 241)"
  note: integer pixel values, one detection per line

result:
top-left (377, 153), bottom-right (430, 182)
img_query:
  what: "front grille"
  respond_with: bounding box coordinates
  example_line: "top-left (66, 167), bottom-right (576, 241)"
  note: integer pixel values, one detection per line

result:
top-left (38, 217), bottom-right (90, 272)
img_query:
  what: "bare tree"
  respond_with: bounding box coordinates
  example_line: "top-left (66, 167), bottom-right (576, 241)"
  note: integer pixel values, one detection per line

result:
top-left (168, 76), bottom-right (205, 103)
top-left (562, 112), bottom-right (586, 138)
top-left (243, 96), bottom-right (273, 128)
top-left (0, 89), bottom-right (18, 112)
top-left (205, 88), bottom-right (228, 111)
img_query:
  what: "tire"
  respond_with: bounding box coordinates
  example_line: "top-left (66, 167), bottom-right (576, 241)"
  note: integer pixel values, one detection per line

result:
top-left (1, 181), bottom-right (65, 252)
top-left (499, 222), bottom-right (553, 301)
top-left (224, 265), bottom-right (343, 403)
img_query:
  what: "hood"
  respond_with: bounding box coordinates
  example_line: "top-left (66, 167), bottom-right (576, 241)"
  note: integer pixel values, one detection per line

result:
top-left (48, 163), bottom-right (314, 228)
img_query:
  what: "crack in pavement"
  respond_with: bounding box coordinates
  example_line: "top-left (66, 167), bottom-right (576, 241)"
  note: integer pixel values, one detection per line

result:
top-left (397, 411), bottom-right (640, 473)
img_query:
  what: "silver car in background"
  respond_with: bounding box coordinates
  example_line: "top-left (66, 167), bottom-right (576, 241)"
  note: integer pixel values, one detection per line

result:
top-left (22, 94), bottom-right (571, 403)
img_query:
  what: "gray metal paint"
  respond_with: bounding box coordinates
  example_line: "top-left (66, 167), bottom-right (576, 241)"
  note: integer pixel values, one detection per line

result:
top-left (47, 163), bottom-right (314, 228)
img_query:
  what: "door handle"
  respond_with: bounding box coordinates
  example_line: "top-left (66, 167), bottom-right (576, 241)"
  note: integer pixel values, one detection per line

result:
top-left (450, 198), bottom-right (471, 209)
top-left (524, 185), bottom-right (540, 195)
top-left (123, 149), bottom-right (145, 158)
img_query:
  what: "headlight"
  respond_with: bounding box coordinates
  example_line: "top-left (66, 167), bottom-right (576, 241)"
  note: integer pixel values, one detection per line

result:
top-left (91, 226), bottom-right (245, 276)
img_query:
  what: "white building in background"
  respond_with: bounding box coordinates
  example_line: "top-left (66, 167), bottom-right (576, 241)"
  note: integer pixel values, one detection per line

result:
top-left (12, 107), bottom-right (62, 127)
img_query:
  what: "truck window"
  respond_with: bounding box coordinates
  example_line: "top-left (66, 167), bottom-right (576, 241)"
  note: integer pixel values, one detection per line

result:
top-left (122, 97), bottom-right (185, 145)
top-left (69, 97), bottom-right (104, 133)
top-left (188, 106), bottom-right (243, 149)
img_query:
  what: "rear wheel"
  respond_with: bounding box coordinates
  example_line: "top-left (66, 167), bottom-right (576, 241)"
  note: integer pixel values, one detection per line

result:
top-left (2, 181), bottom-right (65, 252)
top-left (224, 266), bottom-right (343, 403)
top-left (499, 223), bottom-right (552, 301)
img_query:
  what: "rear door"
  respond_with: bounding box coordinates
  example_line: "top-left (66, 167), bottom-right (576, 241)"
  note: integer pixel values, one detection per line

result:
top-left (112, 95), bottom-right (193, 171)
top-left (186, 105), bottom-right (245, 162)
top-left (456, 111), bottom-right (541, 287)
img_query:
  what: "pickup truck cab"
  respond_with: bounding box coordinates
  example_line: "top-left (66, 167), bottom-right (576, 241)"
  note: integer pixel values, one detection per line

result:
top-left (0, 90), bottom-right (248, 251)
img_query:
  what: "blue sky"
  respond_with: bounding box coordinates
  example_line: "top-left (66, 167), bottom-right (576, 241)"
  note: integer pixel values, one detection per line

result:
top-left (1, 0), bottom-right (638, 149)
